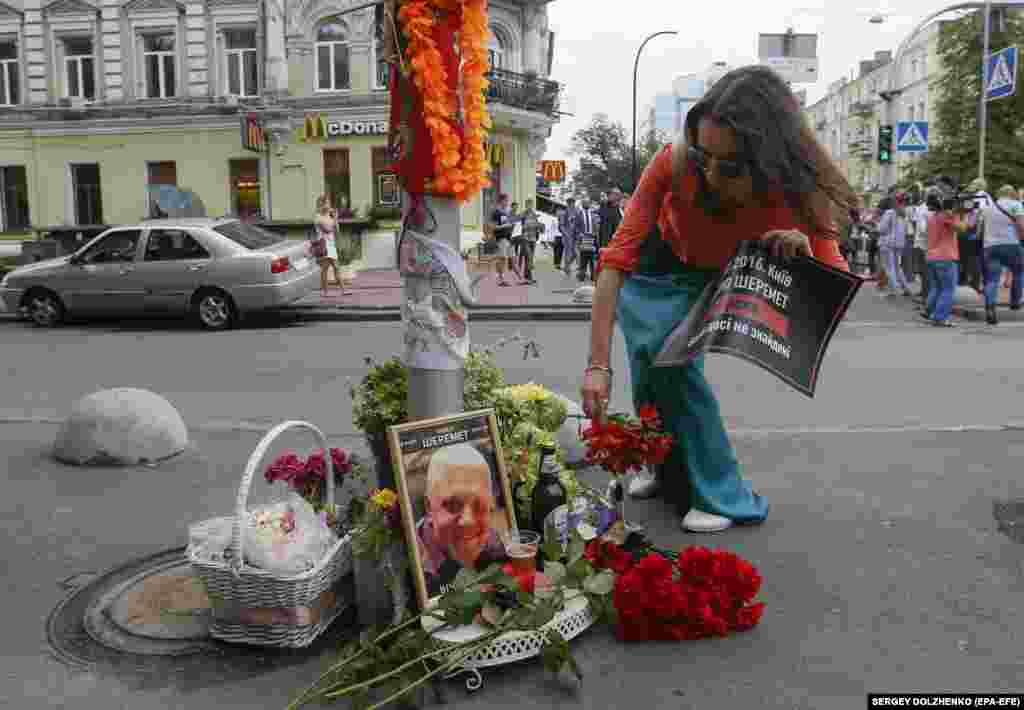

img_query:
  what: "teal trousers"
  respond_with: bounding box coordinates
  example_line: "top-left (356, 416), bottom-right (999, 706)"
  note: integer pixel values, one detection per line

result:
top-left (616, 271), bottom-right (769, 523)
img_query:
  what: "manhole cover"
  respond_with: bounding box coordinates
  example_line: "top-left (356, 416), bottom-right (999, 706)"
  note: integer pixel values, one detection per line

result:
top-left (46, 546), bottom-right (357, 691)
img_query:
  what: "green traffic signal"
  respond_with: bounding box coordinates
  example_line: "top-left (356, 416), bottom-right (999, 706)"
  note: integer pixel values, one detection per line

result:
top-left (877, 124), bottom-right (893, 163)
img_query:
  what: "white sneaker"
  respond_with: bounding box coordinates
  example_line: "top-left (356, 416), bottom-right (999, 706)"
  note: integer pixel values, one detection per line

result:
top-left (681, 509), bottom-right (733, 533)
top-left (627, 471), bottom-right (660, 498)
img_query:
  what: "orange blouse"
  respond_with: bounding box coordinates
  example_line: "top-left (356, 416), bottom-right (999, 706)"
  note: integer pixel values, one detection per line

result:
top-left (598, 145), bottom-right (848, 273)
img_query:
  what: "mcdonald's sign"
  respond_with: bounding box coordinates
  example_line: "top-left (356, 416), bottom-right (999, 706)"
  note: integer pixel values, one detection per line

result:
top-left (302, 113), bottom-right (328, 141)
top-left (482, 142), bottom-right (505, 166)
top-left (241, 112), bottom-right (266, 153)
top-left (539, 160), bottom-right (566, 183)
top-left (299, 114), bottom-right (388, 142)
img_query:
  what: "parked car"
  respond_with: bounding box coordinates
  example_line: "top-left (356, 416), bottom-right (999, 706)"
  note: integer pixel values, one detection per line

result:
top-left (0, 218), bottom-right (320, 330)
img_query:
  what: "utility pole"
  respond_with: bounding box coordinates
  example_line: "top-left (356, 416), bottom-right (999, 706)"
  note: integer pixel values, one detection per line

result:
top-left (978, 0), bottom-right (992, 181)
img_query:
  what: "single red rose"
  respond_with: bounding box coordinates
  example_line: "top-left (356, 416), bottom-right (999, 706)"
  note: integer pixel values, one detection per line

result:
top-left (501, 562), bottom-right (536, 594)
top-left (733, 602), bottom-right (765, 631)
top-left (634, 554), bottom-right (674, 583)
top-left (329, 447), bottom-right (353, 476)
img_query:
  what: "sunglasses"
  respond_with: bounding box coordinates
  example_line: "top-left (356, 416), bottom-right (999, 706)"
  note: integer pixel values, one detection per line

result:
top-left (687, 145), bottom-right (748, 180)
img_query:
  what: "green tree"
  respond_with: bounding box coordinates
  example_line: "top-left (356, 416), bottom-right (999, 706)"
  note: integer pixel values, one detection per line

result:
top-left (905, 10), bottom-right (1024, 189)
top-left (568, 113), bottom-right (632, 198)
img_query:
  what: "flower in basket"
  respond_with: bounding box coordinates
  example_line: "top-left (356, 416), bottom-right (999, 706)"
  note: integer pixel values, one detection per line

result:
top-left (581, 404), bottom-right (674, 476)
top-left (264, 446), bottom-right (364, 525)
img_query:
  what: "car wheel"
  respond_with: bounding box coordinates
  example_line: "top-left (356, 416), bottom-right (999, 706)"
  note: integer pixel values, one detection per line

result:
top-left (24, 289), bottom-right (64, 327)
top-left (193, 289), bottom-right (237, 331)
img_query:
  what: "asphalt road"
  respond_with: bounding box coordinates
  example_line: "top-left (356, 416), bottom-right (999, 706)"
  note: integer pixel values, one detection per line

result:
top-left (2, 286), bottom-right (1023, 709)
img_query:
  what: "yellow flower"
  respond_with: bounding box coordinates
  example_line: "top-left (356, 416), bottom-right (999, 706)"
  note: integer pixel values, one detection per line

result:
top-left (371, 488), bottom-right (398, 510)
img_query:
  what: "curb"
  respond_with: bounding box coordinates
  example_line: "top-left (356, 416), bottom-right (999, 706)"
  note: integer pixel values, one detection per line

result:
top-left (288, 307), bottom-right (591, 322)
top-left (0, 308), bottom-right (592, 324)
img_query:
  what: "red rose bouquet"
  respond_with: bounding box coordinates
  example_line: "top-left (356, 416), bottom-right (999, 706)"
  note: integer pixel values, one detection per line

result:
top-left (581, 404), bottom-right (675, 476)
top-left (587, 538), bottom-right (765, 642)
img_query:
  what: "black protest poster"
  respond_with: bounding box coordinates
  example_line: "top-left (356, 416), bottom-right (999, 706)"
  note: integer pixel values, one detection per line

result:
top-left (654, 240), bottom-right (862, 397)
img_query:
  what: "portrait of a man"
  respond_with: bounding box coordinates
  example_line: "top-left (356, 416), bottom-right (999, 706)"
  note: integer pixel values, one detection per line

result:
top-left (415, 443), bottom-right (508, 598)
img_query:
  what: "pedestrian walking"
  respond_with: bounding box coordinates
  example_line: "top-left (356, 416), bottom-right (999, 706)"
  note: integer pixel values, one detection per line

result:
top-left (958, 179), bottom-right (986, 292)
top-left (878, 194), bottom-right (912, 297)
top-left (921, 192), bottom-right (967, 327)
top-left (598, 187), bottom-right (625, 250)
top-left (559, 197), bottom-right (580, 275)
top-left (576, 197), bottom-right (599, 282)
top-left (313, 194), bottom-right (342, 296)
top-left (553, 205), bottom-right (567, 269)
top-left (581, 65), bottom-right (855, 533)
top-left (489, 193), bottom-right (517, 287)
top-left (912, 191), bottom-right (932, 305)
top-left (979, 184), bottom-right (1024, 325)
top-left (517, 198), bottom-right (542, 285)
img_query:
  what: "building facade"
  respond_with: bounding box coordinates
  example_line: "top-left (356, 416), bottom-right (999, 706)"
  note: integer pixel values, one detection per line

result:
top-left (0, 0), bottom-right (562, 268)
top-left (803, 22), bottom-right (941, 201)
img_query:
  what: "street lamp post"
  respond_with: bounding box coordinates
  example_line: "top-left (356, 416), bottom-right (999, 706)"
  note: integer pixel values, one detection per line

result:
top-left (632, 30), bottom-right (678, 190)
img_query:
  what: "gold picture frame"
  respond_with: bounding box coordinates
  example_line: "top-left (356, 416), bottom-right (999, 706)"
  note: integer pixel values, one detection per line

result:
top-left (387, 409), bottom-right (517, 611)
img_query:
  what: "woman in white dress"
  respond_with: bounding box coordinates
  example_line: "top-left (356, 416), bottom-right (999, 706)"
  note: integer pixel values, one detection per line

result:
top-left (315, 194), bottom-right (342, 295)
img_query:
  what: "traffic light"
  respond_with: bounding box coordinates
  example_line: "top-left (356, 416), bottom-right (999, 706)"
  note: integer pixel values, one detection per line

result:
top-left (877, 124), bottom-right (893, 163)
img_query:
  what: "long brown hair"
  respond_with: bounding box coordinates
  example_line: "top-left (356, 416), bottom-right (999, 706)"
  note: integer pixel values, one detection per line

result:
top-left (673, 65), bottom-right (859, 237)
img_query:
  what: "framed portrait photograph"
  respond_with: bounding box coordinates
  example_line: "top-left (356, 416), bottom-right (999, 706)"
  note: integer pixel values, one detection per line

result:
top-left (387, 410), bottom-right (517, 610)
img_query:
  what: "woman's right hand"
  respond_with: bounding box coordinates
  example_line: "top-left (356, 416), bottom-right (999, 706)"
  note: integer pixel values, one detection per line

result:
top-left (580, 368), bottom-right (611, 426)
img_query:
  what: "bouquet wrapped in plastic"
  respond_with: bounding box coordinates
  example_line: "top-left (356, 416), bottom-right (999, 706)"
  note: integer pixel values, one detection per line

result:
top-left (189, 493), bottom-right (338, 575)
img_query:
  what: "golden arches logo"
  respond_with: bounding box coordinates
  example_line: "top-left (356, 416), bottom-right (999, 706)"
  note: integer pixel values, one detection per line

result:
top-left (302, 113), bottom-right (328, 141)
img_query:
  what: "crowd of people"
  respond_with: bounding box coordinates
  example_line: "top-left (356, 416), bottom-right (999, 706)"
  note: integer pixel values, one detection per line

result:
top-left (841, 176), bottom-right (1023, 326)
top-left (484, 189), bottom-right (631, 286)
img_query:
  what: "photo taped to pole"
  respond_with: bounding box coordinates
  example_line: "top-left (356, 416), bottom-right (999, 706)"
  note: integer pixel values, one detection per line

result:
top-left (654, 240), bottom-right (862, 397)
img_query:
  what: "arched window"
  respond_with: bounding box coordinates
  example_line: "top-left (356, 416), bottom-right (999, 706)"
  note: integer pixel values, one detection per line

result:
top-left (487, 29), bottom-right (505, 71)
top-left (316, 18), bottom-right (350, 91)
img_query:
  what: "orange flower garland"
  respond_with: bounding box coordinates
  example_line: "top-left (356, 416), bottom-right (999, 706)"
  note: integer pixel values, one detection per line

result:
top-left (397, 0), bottom-right (492, 202)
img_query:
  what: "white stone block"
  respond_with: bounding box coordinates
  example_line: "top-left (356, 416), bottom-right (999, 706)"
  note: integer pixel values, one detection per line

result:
top-left (53, 388), bottom-right (189, 466)
top-left (103, 48), bottom-right (121, 62)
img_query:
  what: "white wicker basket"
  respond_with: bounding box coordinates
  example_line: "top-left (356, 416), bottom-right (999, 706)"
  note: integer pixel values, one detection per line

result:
top-left (188, 420), bottom-right (353, 648)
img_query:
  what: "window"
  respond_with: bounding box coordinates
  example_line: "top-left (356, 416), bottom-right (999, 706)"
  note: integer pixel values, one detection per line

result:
top-left (315, 19), bottom-right (350, 91)
top-left (143, 34), bottom-right (176, 99)
top-left (145, 229), bottom-right (209, 261)
top-left (0, 166), bottom-right (30, 231)
top-left (72, 164), bottom-right (103, 225)
top-left (918, 102), bottom-right (925, 121)
top-left (372, 147), bottom-right (399, 207)
top-left (64, 37), bottom-right (95, 100)
top-left (80, 230), bottom-right (141, 264)
top-left (229, 158), bottom-right (261, 220)
top-left (323, 148), bottom-right (350, 213)
top-left (146, 161), bottom-right (177, 217)
top-left (224, 29), bottom-right (258, 97)
top-left (910, 59), bottom-right (918, 80)
top-left (908, 105), bottom-right (915, 121)
top-left (0, 41), bottom-right (18, 105)
top-left (373, 4), bottom-right (389, 89)
top-left (487, 29), bottom-right (505, 70)
top-left (213, 220), bottom-right (284, 249)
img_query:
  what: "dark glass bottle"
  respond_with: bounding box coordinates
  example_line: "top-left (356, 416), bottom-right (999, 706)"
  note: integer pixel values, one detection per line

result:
top-left (530, 445), bottom-right (567, 537)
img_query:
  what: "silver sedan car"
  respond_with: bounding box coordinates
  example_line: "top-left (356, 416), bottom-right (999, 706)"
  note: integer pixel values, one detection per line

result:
top-left (0, 218), bottom-right (320, 329)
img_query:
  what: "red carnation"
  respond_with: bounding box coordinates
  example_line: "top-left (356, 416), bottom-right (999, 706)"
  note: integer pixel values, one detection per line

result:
top-left (264, 450), bottom-right (307, 485)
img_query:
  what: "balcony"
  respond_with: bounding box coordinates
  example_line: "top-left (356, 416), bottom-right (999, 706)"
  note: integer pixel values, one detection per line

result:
top-left (485, 68), bottom-right (561, 118)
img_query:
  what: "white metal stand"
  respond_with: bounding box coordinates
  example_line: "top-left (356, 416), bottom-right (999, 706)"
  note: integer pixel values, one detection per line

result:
top-left (421, 592), bottom-right (596, 691)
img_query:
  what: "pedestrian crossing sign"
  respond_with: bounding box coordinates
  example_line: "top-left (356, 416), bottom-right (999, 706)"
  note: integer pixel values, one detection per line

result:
top-left (985, 46), bottom-right (1017, 101)
top-left (896, 121), bottom-right (929, 152)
